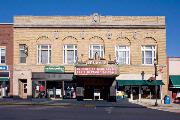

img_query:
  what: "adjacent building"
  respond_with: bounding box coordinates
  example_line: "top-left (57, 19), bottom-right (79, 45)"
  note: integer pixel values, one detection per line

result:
top-left (168, 57), bottom-right (180, 101)
top-left (13, 14), bottom-right (167, 101)
top-left (0, 23), bottom-right (13, 97)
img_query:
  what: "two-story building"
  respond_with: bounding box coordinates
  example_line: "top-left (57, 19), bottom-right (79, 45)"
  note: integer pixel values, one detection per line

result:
top-left (13, 14), bottom-right (167, 101)
top-left (168, 57), bottom-right (180, 101)
top-left (0, 23), bottom-right (13, 97)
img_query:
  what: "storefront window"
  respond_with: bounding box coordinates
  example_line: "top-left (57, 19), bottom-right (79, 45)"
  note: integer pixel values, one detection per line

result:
top-left (63, 44), bottom-right (77, 64)
top-left (89, 44), bottom-right (104, 59)
top-left (0, 48), bottom-right (5, 64)
top-left (38, 45), bottom-right (51, 64)
top-left (142, 45), bottom-right (156, 65)
top-left (116, 46), bottom-right (130, 64)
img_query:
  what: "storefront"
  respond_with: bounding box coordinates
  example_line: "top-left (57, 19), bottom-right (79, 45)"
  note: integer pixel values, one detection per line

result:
top-left (0, 66), bottom-right (10, 97)
top-left (169, 75), bottom-right (180, 100)
top-left (74, 62), bottom-right (119, 101)
top-left (32, 66), bottom-right (75, 99)
top-left (116, 79), bottom-right (164, 101)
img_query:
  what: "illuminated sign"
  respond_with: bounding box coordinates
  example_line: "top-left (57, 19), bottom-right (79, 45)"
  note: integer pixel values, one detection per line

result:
top-left (75, 66), bottom-right (118, 75)
top-left (0, 66), bottom-right (8, 71)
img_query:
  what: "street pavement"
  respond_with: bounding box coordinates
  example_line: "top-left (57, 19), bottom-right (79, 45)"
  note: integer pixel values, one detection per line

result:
top-left (0, 99), bottom-right (179, 120)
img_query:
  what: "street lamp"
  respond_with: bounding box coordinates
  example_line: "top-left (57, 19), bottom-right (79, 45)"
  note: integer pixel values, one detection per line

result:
top-left (154, 59), bottom-right (158, 106)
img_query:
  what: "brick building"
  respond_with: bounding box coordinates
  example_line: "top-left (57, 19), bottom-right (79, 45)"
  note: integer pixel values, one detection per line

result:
top-left (13, 14), bottom-right (167, 101)
top-left (0, 24), bottom-right (13, 97)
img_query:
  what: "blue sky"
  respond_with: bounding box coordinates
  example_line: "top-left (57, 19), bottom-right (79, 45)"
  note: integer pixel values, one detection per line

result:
top-left (0, 0), bottom-right (179, 57)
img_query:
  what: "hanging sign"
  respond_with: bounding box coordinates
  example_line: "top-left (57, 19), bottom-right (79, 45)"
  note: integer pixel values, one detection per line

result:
top-left (0, 66), bottom-right (8, 71)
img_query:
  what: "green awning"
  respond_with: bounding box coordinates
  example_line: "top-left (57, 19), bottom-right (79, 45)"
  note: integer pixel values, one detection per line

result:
top-left (169, 75), bottom-right (180, 88)
top-left (0, 78), bottom-right (9, 81)
top-left (117, 80), bottom-right (164, 86)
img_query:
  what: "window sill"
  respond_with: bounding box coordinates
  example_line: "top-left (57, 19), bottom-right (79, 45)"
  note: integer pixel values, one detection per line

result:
top-left (0, 63), bottom-right (6, 65)
top-left (18, 63), bottom-right (28, 65)
top-left (117, 64), bottom-right (131, 66)
top-left (63, 64), bottom-right (75, 66)
top-left (141, 64), bottom-right (154, 66)
top-left (36, 63), bottom-right (52, 66)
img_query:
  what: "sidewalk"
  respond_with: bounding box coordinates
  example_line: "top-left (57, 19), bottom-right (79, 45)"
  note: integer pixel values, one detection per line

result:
top-left (0, 98), bottom-right (144, 108)
top-left (130, 99), bottom-right (180, 113)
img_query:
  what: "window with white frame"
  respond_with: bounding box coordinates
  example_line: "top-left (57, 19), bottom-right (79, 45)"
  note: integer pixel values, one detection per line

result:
top-left (63, 44), bottom-right (77, 64)
top-left (38, 45), bottom-right (51, 64)
top-left (142, 45), bottom-right (156, 65)
top-left (116, 46), bottom-right (130, 64)
top-left (19, 44), bottom-right (27, 63)
top-left (89, 44), bottom-right (104, 59)
top-left (0, 48), bottom-right (5, 64)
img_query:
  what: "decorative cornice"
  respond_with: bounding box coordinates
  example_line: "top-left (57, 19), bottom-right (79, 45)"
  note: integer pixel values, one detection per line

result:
top-left (14, 24), bottom-right (165, 29)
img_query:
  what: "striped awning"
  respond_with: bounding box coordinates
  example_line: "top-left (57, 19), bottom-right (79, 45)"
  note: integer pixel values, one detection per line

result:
top-left (169, 75), bottom-right (180, 88)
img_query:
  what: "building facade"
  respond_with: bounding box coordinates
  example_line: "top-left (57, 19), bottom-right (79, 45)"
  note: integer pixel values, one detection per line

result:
top-left (13, 14), bottom-right (167, 101)
top-left (168, 57), bottom-right (180, 101)
top-left (0, 24), bottom-right (13, 97)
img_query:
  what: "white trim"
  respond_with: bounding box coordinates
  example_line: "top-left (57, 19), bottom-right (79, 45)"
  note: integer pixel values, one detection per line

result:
top-left (89, 44), bottom-right (104, 59)
top-left (0, 48), bottom-right (6, 64)
top-left (37, 44), bottom-right (51, 64)
top-left (116, 45), bottom-right (130, 65)
top-left (141, 45), bottom-right (156, 65)
top-left (63, 44), bottom-right (77, 65)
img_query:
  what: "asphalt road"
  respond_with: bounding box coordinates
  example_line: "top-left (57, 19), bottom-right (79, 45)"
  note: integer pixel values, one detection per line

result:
top-left (0, 101), bottom-right (179, 120)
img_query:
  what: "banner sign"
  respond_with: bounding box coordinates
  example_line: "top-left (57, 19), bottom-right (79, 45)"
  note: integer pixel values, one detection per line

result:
top-left (0, 66), bottom-right (8, 71)
top-left (75, 66), bottom-right (118, 75)
top-left (44, 66), bottom-right (65, 73)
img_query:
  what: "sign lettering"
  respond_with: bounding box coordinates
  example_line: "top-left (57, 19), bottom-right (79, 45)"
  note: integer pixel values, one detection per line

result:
top-left (75, 66), bottom-right (118, 75)
top-left (44, 66), bottom-right (65, 73)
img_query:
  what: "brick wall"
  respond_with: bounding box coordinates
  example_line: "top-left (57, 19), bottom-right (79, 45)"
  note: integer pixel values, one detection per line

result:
top-left (0, 24), bottom-right (13, 95)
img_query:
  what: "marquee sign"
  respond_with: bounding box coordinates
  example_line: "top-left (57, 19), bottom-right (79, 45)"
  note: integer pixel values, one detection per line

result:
top-left (75, 66), bottom-right (118, 76)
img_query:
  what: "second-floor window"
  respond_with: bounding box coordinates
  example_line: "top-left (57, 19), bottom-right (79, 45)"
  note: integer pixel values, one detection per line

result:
top-left (89, 44), bottom-right (104, 59)
top-left (38, 45), bottom-right (51, 64)
top-left (19, 44), bottom-right (27, 63)
top-left (0, 48), bottom-right (5, 64)
top-left (63, 45), bottom-right (77, 64)
top-left (142, 45), bottom-right (156, 65)
top-left (116, 46), bottom-right (130, 65)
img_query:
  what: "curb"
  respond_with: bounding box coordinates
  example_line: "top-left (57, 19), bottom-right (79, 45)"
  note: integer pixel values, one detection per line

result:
top-left (0, 103), bottom-right (96, 107)
top-left (131, 101), bottom-right (180, 113)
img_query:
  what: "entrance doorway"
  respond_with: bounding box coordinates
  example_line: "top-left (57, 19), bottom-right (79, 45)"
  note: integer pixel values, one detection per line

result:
top-left (77, 77), bottom-right (115, 100)
top-left (84, 85), bottom-right (109, 100)
top-left (46, 81), bottom-right (62, 98)
top-left (132, 86), bottom-right (139, 100)
top-left (19, 79), bottom-right (27, 99)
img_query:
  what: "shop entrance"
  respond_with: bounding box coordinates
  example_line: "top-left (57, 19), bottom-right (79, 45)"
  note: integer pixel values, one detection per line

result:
top-left (19, 79), bottom-right (27, 99)
top-left (0, 81), bottom-right (9, 97)
top-left (46, 81), bottom-right (62, 98)
top-left (77, 77), bottom-right (115, 100)
top-left (84, 85), bottom-right (110, 100)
